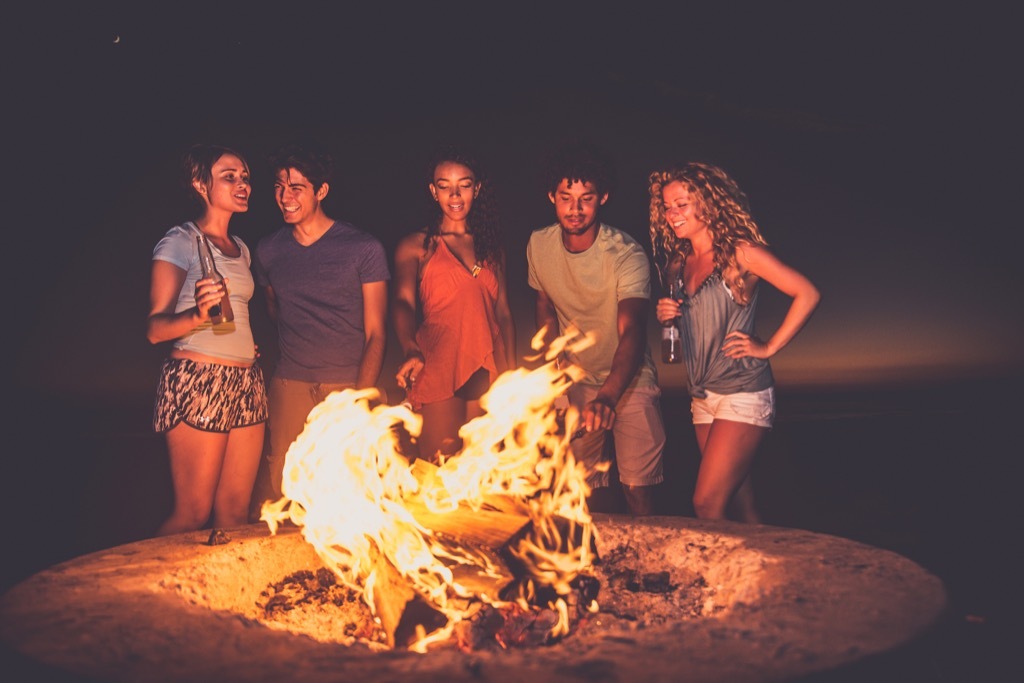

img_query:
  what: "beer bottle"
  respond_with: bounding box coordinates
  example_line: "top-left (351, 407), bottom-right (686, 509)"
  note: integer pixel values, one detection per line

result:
top-left (196, 234), bottom-right (234, 324)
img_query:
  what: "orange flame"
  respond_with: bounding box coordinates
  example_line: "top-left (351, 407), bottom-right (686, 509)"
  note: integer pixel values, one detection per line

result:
top-left (261, 328), bottom-right (598, 651)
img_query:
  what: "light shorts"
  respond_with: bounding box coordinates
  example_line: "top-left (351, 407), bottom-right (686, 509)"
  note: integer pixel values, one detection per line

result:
top-left (153, 358), bottom-right (268, 433)
top-left (690, 387), bottom-right (775, 428)
top-left (568, 383), bottom-right (666, 489)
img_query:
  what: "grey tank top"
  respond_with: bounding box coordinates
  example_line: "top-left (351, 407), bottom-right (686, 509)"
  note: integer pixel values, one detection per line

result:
top-left (677, 272), bottom-right (773, 398)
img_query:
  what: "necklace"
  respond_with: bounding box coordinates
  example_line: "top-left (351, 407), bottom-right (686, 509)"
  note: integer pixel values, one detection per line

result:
top-left (436, 233), bottom-right (482, 278)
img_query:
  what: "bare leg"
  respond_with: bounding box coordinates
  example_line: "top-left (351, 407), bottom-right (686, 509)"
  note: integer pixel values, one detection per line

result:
top-left (158, 423), bottom-right (228, 535)
top-left (212, 423), bottom-right (265, 529)
top-left (465, 398), bottom-right (485, 422)
top-left (622, 484), bottom-right (657, 516)
top-left (727, 474), bottom-right (761, 524)
top-left (587, 484), bottom-right (622, 514)
top-left (691, 420), bottom-right (767, 521)
top-left (417, 396), bottom-right (470, 462)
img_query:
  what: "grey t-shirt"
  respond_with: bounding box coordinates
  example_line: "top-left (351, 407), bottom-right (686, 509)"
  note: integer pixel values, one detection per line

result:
top-left (254, 221), bottom-right (390, 383)
top-left (676, 272), bottom-right (773, 398)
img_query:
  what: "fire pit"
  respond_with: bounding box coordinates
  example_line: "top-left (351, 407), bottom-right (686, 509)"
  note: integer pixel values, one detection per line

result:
top-left (1, 358), bottom-right (947, 680)
top-left (0, 514), bottom-right (945, 683)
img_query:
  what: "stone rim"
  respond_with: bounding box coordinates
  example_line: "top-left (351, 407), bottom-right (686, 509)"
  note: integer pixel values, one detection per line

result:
top-left (0, 515), bottom-right (947, 683)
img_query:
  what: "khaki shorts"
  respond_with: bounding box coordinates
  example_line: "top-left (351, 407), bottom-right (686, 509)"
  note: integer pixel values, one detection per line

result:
top-left (568, 383), bottom-right (666, 489)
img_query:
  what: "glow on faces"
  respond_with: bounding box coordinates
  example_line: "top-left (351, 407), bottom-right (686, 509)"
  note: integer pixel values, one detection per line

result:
top-left (274, 167), bottom-right (326, 225)
top-left (430, 162), bottom-right (479, 225)
top-left (661, 181), bottom-right (708, 241)
top-left (549, 178), bottom-right (607, 236)
top-left (204, 155), bottom-right (251, 213)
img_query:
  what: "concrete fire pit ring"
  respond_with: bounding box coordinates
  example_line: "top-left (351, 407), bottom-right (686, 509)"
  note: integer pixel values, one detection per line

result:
top-left (0, 515), bottom-right (946, 682)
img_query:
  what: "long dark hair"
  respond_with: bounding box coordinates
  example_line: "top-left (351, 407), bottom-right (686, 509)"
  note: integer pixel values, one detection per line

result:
top-left (423, 145), bottom-right (503, 266)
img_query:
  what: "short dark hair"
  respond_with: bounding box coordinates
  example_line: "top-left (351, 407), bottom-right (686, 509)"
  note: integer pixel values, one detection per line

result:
top-left (267, 141), bottom-right (333, 192)
top-left (543, 141), bottom-right (617, 196)
top-left (181, 143), bottom-right (248, 211)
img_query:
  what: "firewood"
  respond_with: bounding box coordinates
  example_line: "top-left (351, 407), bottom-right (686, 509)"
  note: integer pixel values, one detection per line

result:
top-left (365, 542), bottom-right (444, 648)
top-left (405, 459), bottom-right (532, 546)
top-left (403, 496), bottom-right (530, 548)
top-left (365, 459), bottom-right (599, 649)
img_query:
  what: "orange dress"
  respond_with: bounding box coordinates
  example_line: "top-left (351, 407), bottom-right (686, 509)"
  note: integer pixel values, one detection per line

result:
top-left (407, 237), bottom-right (507, 408)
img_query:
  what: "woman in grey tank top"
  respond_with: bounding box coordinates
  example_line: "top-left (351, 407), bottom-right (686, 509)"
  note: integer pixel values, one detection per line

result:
top-left (648, 163), bottom-right (820, 523)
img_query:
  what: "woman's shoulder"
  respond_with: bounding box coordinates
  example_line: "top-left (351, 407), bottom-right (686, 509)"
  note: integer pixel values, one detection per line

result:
top-left (396, 229), bottom-right (431, 253)
top-left (159, 222), bottom-right (197, 240)
top-left (154, 222), bottom-right (198, 249)
top-left (403, 227), bottom-right (430, 240)
top-left (152, 223), bottom-right (197, 266)
top-left (732, 240), bottom-right (772, 264)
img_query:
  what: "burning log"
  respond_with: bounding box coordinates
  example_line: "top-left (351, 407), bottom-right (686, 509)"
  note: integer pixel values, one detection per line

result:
top-left (359, 512), bottom-right (594, 650)
top-left (365, 542), bottom-right (448, 648)
top-left (406, 459), bottom-right (532, 545)
top-left (360, 458), bottom-right (600, 650)
top-left (260, 352), bottom-right (601, 651)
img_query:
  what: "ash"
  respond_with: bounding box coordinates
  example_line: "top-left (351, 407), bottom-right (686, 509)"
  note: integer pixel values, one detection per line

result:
top-left (586, 542), bottom-right (720, 629)
top-left (248, 539), bottom-right (718, 651)
top-left (255, 568), bottom-right (388, 647)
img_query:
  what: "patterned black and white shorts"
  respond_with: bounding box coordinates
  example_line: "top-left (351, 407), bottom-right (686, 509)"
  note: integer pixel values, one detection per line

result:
top-left (153, 358), bottom-right (268, 433)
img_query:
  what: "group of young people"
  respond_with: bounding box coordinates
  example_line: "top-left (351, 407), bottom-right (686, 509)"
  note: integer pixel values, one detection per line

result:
top-left (146, 140), bottom-right (819, 536)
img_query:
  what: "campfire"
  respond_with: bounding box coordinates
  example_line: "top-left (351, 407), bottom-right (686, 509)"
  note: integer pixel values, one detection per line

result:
top-left (0, 332), bottom-right (949, 682)
top-left (256, 330), bottom-right (602, 652)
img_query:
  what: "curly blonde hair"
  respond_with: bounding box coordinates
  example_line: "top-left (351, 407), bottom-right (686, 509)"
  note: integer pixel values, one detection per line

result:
top-left (648, 162), bottom-right (768, 304)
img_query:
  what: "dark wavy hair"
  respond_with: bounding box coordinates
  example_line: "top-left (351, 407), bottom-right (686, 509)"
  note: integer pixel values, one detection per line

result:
top-left (423, 145), bottom-right (503, 266)
top-left (267, 141), bottom-right (333, 192)
top-left (181, 143), bottom-right (249, 212)
top-left (648, 162), bottom-right (768, 304)
top-left (542, 140), bottom-right (617, 197)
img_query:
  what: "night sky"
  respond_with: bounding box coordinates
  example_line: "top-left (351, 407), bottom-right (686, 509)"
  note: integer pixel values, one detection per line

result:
top-left (9, 4), bottom-right (1022, 403)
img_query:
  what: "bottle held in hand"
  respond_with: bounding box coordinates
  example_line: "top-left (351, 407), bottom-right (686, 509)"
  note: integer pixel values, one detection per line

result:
top-left (661, 274), bottom-right (684, 364)
top-left (196, 234), bottom-right (234, 324)
top-left (661, 325), bottom-right (682, 364)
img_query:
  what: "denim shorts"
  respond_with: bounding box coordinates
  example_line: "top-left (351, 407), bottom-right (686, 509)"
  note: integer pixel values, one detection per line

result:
top-left (690, 387), bottom-right (775, 428)
top-left (153, 358), bottom-right (268, 433)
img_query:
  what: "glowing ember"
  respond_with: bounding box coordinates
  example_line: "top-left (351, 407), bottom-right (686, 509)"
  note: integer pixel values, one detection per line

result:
top-left (260, 332), bottom-right (599, 652)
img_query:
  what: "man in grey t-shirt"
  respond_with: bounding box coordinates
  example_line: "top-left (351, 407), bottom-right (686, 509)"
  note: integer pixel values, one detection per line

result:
top-left (249, 142), bottom-right (390, 515)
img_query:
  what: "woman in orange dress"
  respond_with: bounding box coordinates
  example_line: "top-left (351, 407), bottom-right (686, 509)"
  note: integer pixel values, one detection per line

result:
top-left (392, 146), bottom-right (516, 461)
